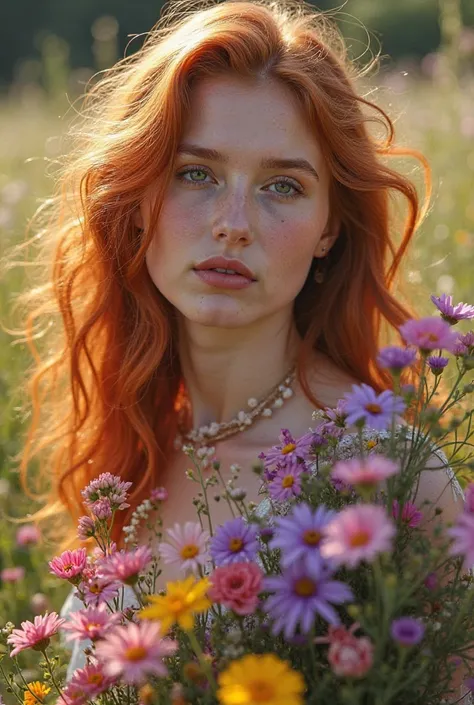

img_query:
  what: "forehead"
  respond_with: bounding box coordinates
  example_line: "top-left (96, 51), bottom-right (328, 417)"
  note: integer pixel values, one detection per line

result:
top-left (181, 74), bottom-right (324, 167)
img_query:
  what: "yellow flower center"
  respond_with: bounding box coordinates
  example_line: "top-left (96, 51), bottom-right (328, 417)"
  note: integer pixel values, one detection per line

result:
top-left (248, 680), bottom-right (276, 702)
top-left (366, 439), bottom-right (377, 450)
top-left (364, 403), bottom-right (382, 415)
top-left (86, 622), bottom-right (102, 633)
top-left (294, 578), bottom-right (316, 597)
top-left (125, 646), bottom-right (148, 662)
top-left (169, 596), bottom-right (185, 614)
top-left (89, 583), bottom-right (102, 594)
top-left (350, 530), bottom-right (370, 547)
top-left (229, 538), bottom-right (243, 552)
top-left (427, 333), bottom-right (440, 343)
top-left (303, 529), bottom-right (322, 546)
top-left (282, 475), bottom-right (295, 488)
top-left (281, 443), bottom-right (296, 455)
top-left (88, 674), bottom-right (104, 685)
top-left (180, 544), bottom-right (199, 560)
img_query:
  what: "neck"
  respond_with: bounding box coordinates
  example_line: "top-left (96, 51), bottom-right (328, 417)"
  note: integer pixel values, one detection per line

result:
top-left (177, 311), bottom-right (301, 429)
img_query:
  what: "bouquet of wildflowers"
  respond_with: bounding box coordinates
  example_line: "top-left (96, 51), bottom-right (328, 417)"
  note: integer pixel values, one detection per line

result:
top-left (2, 294), bottom-right (474, 705)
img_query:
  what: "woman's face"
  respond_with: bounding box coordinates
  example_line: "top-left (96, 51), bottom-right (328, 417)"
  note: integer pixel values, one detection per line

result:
top-left (141, 74), bottom-right (334, 329)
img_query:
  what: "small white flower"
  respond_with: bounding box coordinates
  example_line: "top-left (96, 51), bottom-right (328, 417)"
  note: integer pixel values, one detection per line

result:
top-left (159, 522), bottom-right (210, 575)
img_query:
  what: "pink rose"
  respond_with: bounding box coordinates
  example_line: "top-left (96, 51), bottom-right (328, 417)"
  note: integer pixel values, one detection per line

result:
top-left (208, 561), bottom-right (263, 615)
top-left (328, 634), bottom-right (374, 678)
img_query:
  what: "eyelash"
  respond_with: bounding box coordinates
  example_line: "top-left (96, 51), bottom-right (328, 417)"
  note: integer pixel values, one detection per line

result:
top-left (176, 166), bottom-right (304, 200)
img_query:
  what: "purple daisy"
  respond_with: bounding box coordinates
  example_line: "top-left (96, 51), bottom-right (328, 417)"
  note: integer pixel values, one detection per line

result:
top-left (259, 429), bottom-right (314, 474)
top-left (426, 355), bottom-right (449, 375)
top-left (263, 559), bottom-right (353, 639)
top-left (453, 341), bottom-right (469, 357)
top-left (269, 503), bottom-right (336, 569)
top-left (210, 517), bottom-right (258, 566)
top-left (343, 383), bottom-right (406, 431)
top-left (460, 331), bottom-right (474, 349)
top-left (399, 317), bottom-right (459, 354)
top-left (268, 466), bottom-right (304, 502)
top-left (377, 346), bottom-right (417, 372)
top-left (390, 617), bottom-right (425, 646)
top-left (431, 293), bottom-right (474, 324)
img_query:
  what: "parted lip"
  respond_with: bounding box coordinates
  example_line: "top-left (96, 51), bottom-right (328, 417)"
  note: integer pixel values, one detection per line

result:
top-left (193, 256), bottom-right (256, 280)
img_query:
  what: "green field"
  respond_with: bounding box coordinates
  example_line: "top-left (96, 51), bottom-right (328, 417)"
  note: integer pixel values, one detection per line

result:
top-left (0, 59), bottom-right (473, 695)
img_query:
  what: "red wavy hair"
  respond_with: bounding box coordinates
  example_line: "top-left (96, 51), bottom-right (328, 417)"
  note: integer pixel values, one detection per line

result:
top-left (5, 0), bottom-right (431, 552)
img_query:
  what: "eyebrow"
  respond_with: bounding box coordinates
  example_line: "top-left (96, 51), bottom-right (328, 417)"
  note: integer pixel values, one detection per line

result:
top-left (176, 143), bottom-right (320, 182)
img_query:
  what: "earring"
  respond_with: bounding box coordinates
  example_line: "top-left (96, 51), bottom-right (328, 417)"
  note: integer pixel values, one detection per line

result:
top-left (313, 246), bottom-right (328, 284)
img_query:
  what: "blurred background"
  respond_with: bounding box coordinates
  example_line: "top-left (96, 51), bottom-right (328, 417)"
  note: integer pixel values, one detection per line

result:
top-left (0, 0), bottom-right (473, 697)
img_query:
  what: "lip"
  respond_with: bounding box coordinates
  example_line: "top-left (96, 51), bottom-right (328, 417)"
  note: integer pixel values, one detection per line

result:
top-left (193, 256), bottom-right (256, 281)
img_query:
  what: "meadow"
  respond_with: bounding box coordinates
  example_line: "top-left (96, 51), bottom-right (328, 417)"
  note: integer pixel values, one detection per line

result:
top-left (0, 52), bottom-right (473, 697)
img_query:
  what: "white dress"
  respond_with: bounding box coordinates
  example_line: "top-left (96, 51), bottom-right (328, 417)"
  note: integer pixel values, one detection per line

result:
top-left (60, 426), bottom-right (469, 695)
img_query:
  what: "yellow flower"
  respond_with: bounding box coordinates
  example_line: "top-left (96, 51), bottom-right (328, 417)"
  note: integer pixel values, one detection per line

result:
top-left (217, 654), bottom-right (305, 705)
top-left (24, 682), bottom-right (51, 705)
top-left (138, 576), bottom-right (211, 633)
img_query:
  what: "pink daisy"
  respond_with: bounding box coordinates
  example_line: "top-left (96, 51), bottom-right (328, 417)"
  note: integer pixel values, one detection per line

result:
top-left (49, 548), bottom-right (87, 584)
top-left (321, 505), bottom-right (396, 568)
top-left (61, 603), bottom-right (122, 642)
top-left (94, 621), bottom-right (177, 685)
top-left (448, 512), bottom-right (474, 570)
top-left (7, 612), bottom-right (65, 657)
top-left (392, 500), bottom-right (423, 528)
top-left (67, 662), bottom-right (117, 698)
top-left (268, 465), bottom-right (303, 502)
top-left (56, 682), bottom-right (88, 705)
top-left (97, 546), bottom-right (152, 586)
top-left (159, 522), bottom-right (210, 575)
top-left (16, 525), bottom-right (41, 546)
top-left (399, 317), bottom-right (459, 354)
top-left (331, 456), bottom-right (399, 489)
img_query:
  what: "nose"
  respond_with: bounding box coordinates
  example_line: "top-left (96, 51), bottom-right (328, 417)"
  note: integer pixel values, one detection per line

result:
top-left (211, 188), bottom-right (254, 246)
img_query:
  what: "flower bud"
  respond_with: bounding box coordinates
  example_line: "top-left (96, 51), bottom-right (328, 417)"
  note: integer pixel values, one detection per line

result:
top-left (30, 593), bottom-right (50, 615)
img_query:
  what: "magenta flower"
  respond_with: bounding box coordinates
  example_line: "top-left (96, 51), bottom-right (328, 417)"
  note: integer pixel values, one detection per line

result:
top-left (268, 465), bottom-right (303, 502)
top-left (97, 545), bottom-right (152, 586)
top-left (16, 525), bottom-right (41, 546)
top-left (150, 486), bottom-right (168, 502)
top-left (7, 612), bottom-right (65, 657)
top-left (431, 293), bottom-right (474, 324)
top-left (453, 341), bottom-right (469, 357)
top-left (67, 662), bottom-right (117, 698)
top-left (263, 559), bottom-right (353, 639)
top-left (447, 512), bottom-right (474, 569)
top-left (81, 577), bottom-right (121, 607)
top-left (377, 346), bottom-right (417, 372)
top-left (343, 384), bottom-right (406, 431)
top-left (464, 483), bottom-right (474, 513)
top-left (259, 428), bottom-right (314, 474)
top-left (49, 548), bottom-right (87, 584)
top-left (332, 456), bottom-right (399, 489)
top-left (427, 355), bottom-right (449, 374)
top-left (1, 567), bottom-right (25, 583)
top-left (321, 505), bottom-right (396, 568)
top-left (210, 517), bottom-right (258, 566)
top-left (77, 515), bottom-right (96, 540)
top-left (81, 472), bottom-right (132, 511)
top-left (57, 683), bottom-right (88, 705)
top-left (61, 603), bottom-right (122, 642)
top-left (399, 317), bottom-right (459, 353)
top-left (392, 500), bottom-right (423, 528)
top-left (94, 621), bottom-right (177, 685)
top-left (159, 522), bottom-right (210, 575)
top-left (390, 617), bottom-right (425, 646)
top-left (269, 503), bottom-right (336, 569)
top-left (208, 562), bottom-right (263, 615)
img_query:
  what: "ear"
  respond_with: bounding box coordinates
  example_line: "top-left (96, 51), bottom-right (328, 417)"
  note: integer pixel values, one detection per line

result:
top-left (314, 215), bottom-right (341, 258)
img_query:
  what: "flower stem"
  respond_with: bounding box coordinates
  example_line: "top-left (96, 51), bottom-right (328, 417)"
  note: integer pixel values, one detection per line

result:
top-left (40, 649), bottom-right (64, 698)
top-left (187, 628), bottom-right (217, 692)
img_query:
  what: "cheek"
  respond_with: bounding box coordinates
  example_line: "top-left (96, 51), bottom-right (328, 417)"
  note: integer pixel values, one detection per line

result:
top-left (263, 218), bottom-right (321, 283)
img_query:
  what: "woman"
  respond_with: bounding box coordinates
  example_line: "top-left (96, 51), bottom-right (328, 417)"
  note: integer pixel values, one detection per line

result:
top-left (9, 0), bottom-right (468, 694)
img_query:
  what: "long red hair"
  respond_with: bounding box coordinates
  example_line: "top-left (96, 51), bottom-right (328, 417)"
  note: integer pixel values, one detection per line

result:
top-left (5, 0), bottom-right (431, 551)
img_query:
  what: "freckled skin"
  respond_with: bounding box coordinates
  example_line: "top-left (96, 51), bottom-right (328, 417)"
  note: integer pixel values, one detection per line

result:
top-left (139, 74), bottom-right (336, 330)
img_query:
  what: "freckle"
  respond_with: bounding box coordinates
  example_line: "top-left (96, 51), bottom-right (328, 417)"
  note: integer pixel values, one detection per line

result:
top-left (280, 219), bottom-right (285, 224)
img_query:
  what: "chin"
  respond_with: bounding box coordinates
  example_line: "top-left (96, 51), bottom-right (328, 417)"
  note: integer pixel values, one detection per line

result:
top-left (180, 297), bottom-right (257, 328)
